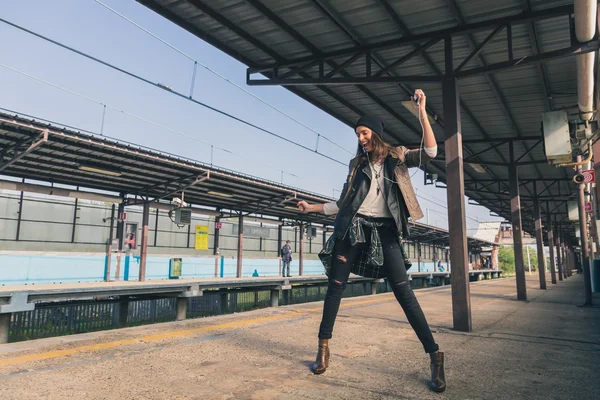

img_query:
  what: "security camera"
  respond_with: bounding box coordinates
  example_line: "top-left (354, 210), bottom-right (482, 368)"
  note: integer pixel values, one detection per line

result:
top-left (573, 173), bottom-right (585, 184)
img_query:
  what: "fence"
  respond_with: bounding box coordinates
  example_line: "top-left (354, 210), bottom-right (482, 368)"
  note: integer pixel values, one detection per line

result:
top-left (8, 280), bottom-right (420, 342)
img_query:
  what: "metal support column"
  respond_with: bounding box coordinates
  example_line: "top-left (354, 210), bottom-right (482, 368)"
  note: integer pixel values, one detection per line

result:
top-left (138, 202), bottom-right (150, 281)
top-left (578, 155), bottom-right (593, 304)
top-left (114, 201), bottom-right (125, 281)
top-left (546, 203), bottom-right (557, 284)
top-left (565, 242), bottom-right (573, 276)
top-left (417, 242), bottom-right (422, 272)
top-left (443, 35), bottom-right (471, 332)
top-left (299, 222), bottom-right (304, 276)
top-left (533, 182), bottom-right (546, 289)
top-left (104, 204), bottom-right (116, 282)
top-left (277, 224), bottom-right (283, 255)
top-left (187, 223), bottom-right (191, 248)
top-left (237, 213), bottom-right (244, 278)
top-left (323, 228), bottom-right (327, 248)
top-left (555, 218), bottom-right (563, 281)
top-left (71, 197), bottom-right (79, 243)
top-left (153, 208), bottom-right (159, 247)
top-left (277, 224), bottom-right (283, 276)
top-left (214, 215), bottom-right (221, 255)
top-left (15, 180), bottom-right (24, 241)
top-left (509, 141), bottom-right (527, 301)
top-left (561, 232), bottom-right (568, 278)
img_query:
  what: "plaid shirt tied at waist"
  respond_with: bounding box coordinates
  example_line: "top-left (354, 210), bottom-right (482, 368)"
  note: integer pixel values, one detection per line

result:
top-left (319, 216), bottom-right (395, 279)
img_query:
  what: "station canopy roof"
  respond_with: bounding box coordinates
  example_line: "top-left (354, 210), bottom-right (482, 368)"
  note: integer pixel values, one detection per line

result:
top-left (136, 0), bottom-right (592, 244)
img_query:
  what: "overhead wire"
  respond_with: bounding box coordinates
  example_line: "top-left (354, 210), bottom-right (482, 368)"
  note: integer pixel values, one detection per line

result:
top-left (0, 63), bottom-right (299, 176)
top-left (0, 17), bottom-right (348, 167)
top-left (93, 0), bottom-right (354, 156)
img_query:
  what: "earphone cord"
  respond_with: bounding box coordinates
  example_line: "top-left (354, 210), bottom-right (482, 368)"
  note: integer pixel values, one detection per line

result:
top-left (410, 108), bottom-right (425, 179)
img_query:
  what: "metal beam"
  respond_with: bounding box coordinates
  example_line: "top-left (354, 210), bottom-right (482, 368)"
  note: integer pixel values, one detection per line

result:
top-left (128, 172), bottom-right (211, 205)
top-left (247, 75), bottom-right (442, 85)
top-left (456, 40), bottom-right (600, 78)
top-left (374, 37), bottom-right (442, 77)
top-left (249, 4), bottom-right (575, 71)
top-left (239, 193), bottom-right (297, 217)
top-left (245, 0), bottom-right (452, 186)
top-left (455, 24), bottom-right (506, 72)
top-left (0, 129), bottom-right (48, 172)
top-left (515, 140), bottom-right (543, 163)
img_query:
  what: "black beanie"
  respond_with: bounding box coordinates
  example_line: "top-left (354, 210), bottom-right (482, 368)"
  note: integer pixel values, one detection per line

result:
top-left (354, 114), bottom-right (384, 137)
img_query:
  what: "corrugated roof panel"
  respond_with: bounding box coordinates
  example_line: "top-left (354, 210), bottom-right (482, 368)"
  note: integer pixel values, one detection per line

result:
top-left (456, 0), bottom-right (523, 22)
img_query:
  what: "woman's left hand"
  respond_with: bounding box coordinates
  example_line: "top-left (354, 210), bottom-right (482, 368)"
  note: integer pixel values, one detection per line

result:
top-left (413, 89), bottom-right (427, 121)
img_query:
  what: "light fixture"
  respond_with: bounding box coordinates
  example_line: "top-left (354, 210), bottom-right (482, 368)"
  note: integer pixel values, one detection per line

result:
top-left (207, 190), bottom-right (234, 198)
top-left (469, 163), bottom-right (487, 174)
top-left (401, 101), bottom-right (436, 125)
top-left (78, 165), bottom-right (122, 177)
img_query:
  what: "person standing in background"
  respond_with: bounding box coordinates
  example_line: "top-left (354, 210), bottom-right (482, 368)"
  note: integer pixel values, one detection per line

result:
top-left (281, 240), bottom-right (292, 277)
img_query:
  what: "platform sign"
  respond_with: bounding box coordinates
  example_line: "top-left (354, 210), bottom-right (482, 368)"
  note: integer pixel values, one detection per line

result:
top-left (195, 225), bottom-right (209, 250)
top-left (215, 222), bottom-right (222, 229)
top-left (582, 169), bottom-right (595, 184)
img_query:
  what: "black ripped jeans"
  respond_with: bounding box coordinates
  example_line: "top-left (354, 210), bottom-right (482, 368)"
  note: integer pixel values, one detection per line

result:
top-left (318, 222), bottom-right (439, 354)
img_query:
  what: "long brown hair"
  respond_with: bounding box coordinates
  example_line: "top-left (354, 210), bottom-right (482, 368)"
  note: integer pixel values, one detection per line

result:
top-left (355, 130), bottom-right (391, 164)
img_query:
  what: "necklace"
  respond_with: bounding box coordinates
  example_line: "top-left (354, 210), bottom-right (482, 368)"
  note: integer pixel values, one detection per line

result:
top-left (371, 162), bottom-right (383, 196)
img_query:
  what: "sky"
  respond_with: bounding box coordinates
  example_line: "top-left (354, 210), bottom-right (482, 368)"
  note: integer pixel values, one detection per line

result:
top-left (0, 0), bottom-right (504, 233)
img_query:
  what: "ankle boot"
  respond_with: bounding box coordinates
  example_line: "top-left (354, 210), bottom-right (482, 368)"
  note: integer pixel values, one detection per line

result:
top-left (311, 339), bottom-right (330, 375)
top-left (429, 351), bottom-right (446, 392)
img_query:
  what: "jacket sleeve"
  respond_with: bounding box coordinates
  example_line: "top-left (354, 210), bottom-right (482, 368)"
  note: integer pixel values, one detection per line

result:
top-left (335, 159), bottom-right (357, 209)
top-left (403, 146), bottom-right (435, 169)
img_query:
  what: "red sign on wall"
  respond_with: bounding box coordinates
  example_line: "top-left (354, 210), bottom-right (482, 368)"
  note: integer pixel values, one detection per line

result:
top-left (215, 222), bottom-right (222, 229)
top-left (582, 169), bottom-right (595, 184)
top-left (585, 202), bottom-right (593, 213)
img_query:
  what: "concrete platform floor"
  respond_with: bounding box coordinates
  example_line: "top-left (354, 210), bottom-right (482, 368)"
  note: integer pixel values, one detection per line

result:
top-left (0, 273), bottom-right (598, 400)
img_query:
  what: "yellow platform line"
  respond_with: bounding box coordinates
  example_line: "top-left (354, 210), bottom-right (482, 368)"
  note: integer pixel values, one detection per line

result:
top-left (0, 293), bottom-right (396, 368)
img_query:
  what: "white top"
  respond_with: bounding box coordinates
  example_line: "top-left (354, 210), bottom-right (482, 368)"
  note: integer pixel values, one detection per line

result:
top-left (323, 146), bottom-right (437, 216)
top-left (357, 160), bottom-right (393, 217)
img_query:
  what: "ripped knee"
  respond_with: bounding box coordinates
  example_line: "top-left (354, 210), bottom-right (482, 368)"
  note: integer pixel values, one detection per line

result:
top-left (329, 278), bottom-right (347, 290)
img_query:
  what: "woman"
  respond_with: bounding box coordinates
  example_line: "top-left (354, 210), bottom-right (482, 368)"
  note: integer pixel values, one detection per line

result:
top-left (297, 89), bottom-right (445, 393)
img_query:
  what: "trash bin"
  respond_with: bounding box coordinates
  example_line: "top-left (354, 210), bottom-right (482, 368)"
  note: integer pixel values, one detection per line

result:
top-left (169, 258), bottom-right (182, 279)
top-left (592, 259), bottom-right (600, 293)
